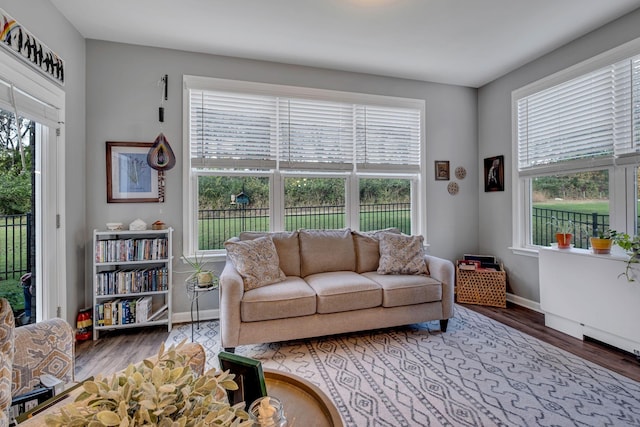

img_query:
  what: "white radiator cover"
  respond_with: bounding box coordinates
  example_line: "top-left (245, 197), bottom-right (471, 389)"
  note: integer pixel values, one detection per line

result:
top-left (539, 247), bottom-right (640, 355)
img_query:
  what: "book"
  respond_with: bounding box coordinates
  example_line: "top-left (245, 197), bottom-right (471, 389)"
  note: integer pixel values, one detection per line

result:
top-left (458, 260), bottom-right (480, 270)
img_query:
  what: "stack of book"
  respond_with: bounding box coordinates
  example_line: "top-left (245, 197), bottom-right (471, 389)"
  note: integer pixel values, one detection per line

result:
top-left (95, 295), bottom-right (154, 326)
top-left (457, 254), bottom-right (501, 272)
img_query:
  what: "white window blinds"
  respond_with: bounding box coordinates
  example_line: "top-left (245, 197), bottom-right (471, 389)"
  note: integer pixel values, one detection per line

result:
top-left (0, 78), bottom-right (59, 127)
top-left (189, 89), bottom-right (421, 172)
top-left (189, 90), bottom-right (278, 169)
top-left (356, 105), bottom-right (421, 170)
top-left (516, 55), bottom-right (640, 175)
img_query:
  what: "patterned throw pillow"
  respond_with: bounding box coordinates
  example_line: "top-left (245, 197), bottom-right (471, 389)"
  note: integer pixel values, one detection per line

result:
top-left (377, 233), bottom-right (429, 275)
top-left (224, 236), bottom-right (286, 291)
top-left (0, 298), bottom-right (15, 422)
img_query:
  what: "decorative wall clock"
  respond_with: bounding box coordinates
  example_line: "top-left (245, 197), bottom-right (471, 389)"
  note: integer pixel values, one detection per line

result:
top-left (447, 182), bottom-right (459, 195)
top-left (455, 166), bottom-right (467, 180)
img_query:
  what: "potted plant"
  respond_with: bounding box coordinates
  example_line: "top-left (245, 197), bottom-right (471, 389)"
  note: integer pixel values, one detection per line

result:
top-left (589, 228), bottom-right (619, 254)
top-left (182, 252), bottom-right (217, 288)
top-left (610, 232), bottom-right (640, 282)
top-left (547, 217), bottom-right (574, 249)
top-left (44, 341), bottom-right (252, 426)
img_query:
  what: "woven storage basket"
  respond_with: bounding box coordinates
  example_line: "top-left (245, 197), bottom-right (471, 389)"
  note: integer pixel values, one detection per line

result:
top-left (456, 263), bottom-right (506, 308)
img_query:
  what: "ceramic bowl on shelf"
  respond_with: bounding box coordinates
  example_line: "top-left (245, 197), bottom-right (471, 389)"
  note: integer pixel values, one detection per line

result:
top-left (105, 222), bottom-right (123, 231)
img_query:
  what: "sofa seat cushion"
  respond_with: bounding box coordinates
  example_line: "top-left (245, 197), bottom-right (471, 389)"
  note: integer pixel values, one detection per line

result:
top-left (299, 229), bottom-right (356, 277)
top-left (363, 272), bottom-right (442, 307)
top-left (304, 271), bottom-right (382, 314)
top-left (241, 277), bottom-right (317, 322)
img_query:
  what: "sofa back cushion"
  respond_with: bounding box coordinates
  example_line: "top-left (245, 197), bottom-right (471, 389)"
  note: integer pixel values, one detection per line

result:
top-left (352, 228), bottom-right (401, 273)
top-left (239, 231), bottom-right (300, 277)
top-left (299, 229), bottom-right (356, 277)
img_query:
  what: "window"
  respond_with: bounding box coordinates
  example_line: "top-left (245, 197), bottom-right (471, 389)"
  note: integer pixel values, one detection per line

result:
top-left (513, 46), bottom-right (640, 251)
top-left (184, 77), bottom-right (425, 254)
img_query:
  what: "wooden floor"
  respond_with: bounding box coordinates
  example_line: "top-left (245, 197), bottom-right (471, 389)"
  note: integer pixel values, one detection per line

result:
top-left (75, 303), bottom-right (640, 382)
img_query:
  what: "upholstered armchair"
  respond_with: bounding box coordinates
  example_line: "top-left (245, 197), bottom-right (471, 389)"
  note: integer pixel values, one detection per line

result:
top-left (0, 298), bottom-right (74, 425)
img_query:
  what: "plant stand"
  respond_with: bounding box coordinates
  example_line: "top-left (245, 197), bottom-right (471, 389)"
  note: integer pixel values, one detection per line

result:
top-left (186, 277), bottom-right (218, 341)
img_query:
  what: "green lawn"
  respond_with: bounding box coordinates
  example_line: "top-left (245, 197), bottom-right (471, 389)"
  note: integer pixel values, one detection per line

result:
top-left (0, 275), bottom-right (23, 311)
top-left (0, 217), bottom-right (28, 310)
top-left (533, 200), bottom-right (610, 215)
top-left (198, 210), bottom-right (411, 250)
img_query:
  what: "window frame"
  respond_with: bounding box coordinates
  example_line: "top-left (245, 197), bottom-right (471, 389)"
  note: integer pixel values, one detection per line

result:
top-left (183, 76), bottom-right (426, 258)
top-left (511, 37), bottom-right (640, 255)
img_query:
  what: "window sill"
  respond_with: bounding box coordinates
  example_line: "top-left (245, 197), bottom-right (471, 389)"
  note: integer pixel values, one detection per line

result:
top-left (511, 245), bottom-right (630, 261)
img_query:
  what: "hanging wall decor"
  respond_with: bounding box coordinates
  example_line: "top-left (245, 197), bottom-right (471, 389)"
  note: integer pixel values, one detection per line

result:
top-left (147, 75), bottom-right (176, 203)
top-left (435, 160), bottom-right (450, 181)
top-left (484, 155), bottom-right (504, 192)
top-left (106, 141), bottom-right (160, 203)
top-left (0, 8), bottom-right (64, 85)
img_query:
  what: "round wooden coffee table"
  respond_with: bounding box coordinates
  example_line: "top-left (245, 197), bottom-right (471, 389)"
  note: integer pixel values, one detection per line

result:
top-left (264, 368), bottom-right (343, 427)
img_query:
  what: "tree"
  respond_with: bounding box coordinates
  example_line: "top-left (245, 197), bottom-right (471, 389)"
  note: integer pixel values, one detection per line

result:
top-left (0, 109), bottom-right (33, 214)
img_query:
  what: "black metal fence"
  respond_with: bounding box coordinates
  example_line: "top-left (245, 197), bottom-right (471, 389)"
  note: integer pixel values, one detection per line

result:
top-left (532, 207), bottom-right (609, 248)
top-left (7, 206), bottom-right (612, 269)
top-left (198, 202), bottom-right (411, 250)
top-left (0, 213), bottom-right (31, 280)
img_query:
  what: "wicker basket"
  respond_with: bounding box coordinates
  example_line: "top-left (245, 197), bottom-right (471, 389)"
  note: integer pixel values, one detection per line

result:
top-left (456, 263), bottom-right (506, 308)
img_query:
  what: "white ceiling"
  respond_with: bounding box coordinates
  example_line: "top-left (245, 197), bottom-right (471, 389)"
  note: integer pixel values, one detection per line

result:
top-left (51, 0), bottom-right (640, 88)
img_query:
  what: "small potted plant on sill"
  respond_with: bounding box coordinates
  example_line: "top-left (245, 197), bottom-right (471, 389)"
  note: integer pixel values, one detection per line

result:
top-left (182, 252), bottom-right (217, 288)
top-left (610, 232), bottom-right (640, 282)
top-left (589, 227), bottom-right (619, 254)
top-left (547, 217), bottom-right (574, 249)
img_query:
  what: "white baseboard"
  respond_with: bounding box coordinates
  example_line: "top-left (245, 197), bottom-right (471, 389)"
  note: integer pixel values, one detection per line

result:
top-left (506, 293), bottom-right (541, 313)
top-left (172, 309), bottom-right (220, 324)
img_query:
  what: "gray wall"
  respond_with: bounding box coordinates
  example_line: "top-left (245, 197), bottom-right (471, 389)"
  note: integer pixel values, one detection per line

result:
top-left (85, 40), bottom-right (478, 315)
top-left (478, 8), bottom-right (640, 305)
top-left (1, 0), bottom-right (86, 324)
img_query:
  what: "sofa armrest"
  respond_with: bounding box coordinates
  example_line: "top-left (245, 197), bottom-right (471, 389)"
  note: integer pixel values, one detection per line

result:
top-left (12, 318), bottom-right (74, 397)
top-left (425, 255), bottom-right (455, 319)
top-left (219, 260), bottom-right (246, 349)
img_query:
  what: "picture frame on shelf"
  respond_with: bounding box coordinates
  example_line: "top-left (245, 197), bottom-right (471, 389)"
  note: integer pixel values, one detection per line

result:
top-left (106, 141), bottom-right (159, 203)
top-left (484, 155), bottom-right (504, 192)
top-left (435, 160), bottom-right (450, 181)
top-left (218, 351), bottom-right (267, 406)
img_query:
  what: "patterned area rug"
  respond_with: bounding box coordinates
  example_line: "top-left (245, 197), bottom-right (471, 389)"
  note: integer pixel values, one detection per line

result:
top-left (166, 305), bottom-right (640, 427)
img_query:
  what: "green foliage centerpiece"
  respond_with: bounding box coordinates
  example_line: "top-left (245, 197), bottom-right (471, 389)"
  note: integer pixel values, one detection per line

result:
top-left (44, 341), bottom-right (252, 427)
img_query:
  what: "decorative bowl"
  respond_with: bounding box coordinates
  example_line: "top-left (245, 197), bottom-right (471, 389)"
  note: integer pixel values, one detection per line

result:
top-left (106, 222), bottom-right (123, 230)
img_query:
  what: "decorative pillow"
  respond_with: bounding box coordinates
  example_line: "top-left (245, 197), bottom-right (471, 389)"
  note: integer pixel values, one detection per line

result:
top-left (224, 236), bottom-right (286, 291)
top-left (353, 228), bottom-right (401, 273)
top-left (239, 231), bottom-right (300, 277)
top-left (377, 233), bottom-right (429, 275)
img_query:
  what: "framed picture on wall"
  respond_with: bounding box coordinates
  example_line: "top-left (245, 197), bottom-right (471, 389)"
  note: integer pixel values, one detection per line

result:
top-left (484, 155), bottom-right (504, 192)
top-left (435, 160), bottom-right (450, 181)
top-left (106, 141), bottom-right (160, 203)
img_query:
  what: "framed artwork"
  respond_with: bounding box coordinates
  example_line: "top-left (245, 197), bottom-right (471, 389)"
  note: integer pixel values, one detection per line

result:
top-left (435, 160), bottom-right (450, 181)
top-left (484, 155), bottom-right (504, 192)
top-left (106, 142), bottom-right (160, 203)
top-left (218, 351), bottom-right (267, 406)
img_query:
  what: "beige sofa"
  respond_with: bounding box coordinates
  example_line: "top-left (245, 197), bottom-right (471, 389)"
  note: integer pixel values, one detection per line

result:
top-left (219, 229), bottom-right (455, 351)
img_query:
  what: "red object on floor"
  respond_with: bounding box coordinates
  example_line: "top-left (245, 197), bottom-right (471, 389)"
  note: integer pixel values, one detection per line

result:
top-left (76, 308), bottom-right (92, 341)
